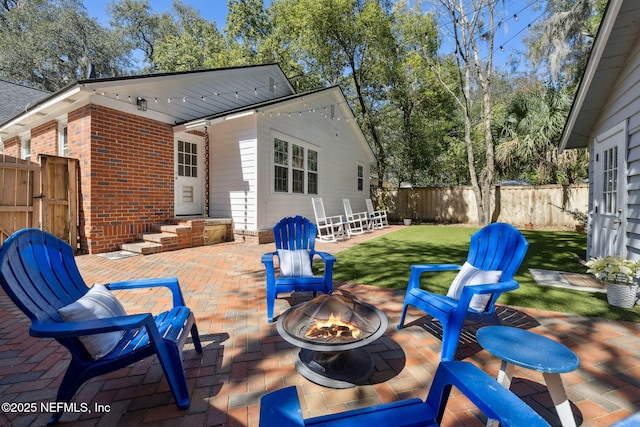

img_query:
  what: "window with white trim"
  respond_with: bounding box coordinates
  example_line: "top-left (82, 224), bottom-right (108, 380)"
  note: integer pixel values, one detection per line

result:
top-left (357, 164), bottom-right (364, 191)
top-left (273, 137), bottom-right (318, 194)
top-left (58, 123), bottom-right (68, 157)
top-left (21, 137), bottom-right (31, 160)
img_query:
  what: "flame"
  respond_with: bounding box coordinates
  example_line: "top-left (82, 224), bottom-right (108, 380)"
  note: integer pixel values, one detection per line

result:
top-left (305, 313), bottom-right (361, 339)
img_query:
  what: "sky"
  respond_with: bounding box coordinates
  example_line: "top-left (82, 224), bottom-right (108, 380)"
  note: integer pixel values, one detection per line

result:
top-left (83, 0), bottom-right (231, 28)
top-left (82, 0), bottom-right (542, 73)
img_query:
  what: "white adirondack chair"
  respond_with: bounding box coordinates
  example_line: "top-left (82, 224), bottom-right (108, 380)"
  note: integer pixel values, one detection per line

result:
top-left (342, 199), bottom-right (368, 234)
top-left (366, 198), bottom-right (389, 229)
top-left (312, 198), bottom-right (349, 242)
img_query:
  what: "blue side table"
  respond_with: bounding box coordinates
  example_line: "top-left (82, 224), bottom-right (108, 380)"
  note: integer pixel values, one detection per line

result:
top-left (476, 326), bottom-right (579, 427)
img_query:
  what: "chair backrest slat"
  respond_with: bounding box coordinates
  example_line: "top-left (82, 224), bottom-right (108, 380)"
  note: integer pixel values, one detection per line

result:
top-left (273, 216), bottom-right (317, 252)
top-left (0, 229), bottom-right (89, 324)
top-left (312, 198), bottom-right (327, 221)
top-left (466, 223), bottom-right (528, 281)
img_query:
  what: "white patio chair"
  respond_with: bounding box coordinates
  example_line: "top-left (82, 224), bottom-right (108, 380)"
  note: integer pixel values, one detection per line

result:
top-left (342, 198), bottom-right (368, 234)
top-left (366, 198), bottom-right (389, 229)
top-left (312, 198), bottom-right (349, 242)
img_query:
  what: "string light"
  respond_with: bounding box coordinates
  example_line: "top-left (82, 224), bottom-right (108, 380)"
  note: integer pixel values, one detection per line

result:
top-left (256, 100), bottom-right (351, 122)
top-left (86, 79), bottom-right (291, 106)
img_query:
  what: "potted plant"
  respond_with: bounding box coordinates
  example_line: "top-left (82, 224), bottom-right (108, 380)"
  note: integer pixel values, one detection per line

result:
top-left (586, 255), bottom-right (640, 308)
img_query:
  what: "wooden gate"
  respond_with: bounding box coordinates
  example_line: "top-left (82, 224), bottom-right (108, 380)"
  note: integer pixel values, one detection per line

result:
top-left (0, 154), bottom-right (78, 249)
top-left (0, 155), bottom-right (40, 244)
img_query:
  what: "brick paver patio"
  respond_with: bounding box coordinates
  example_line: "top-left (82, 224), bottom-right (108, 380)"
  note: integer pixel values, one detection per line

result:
top-left (1, 225), bottom-right (639, 426)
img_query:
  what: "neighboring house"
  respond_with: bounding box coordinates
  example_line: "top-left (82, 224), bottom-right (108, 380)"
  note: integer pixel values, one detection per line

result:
top-left (0, 64), bottom-right (374, 254)
top-left (560, 0), bottom-right (640, 259)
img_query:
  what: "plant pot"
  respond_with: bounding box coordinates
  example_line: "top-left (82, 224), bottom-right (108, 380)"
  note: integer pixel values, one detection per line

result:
top-left (605, 282), bottom-right (639, 308)
top-left (403, 218), bottom-right (412, 226)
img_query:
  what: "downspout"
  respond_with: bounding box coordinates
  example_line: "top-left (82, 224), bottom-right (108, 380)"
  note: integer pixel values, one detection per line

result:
top-left (204, 126), bottom-right (209, 218)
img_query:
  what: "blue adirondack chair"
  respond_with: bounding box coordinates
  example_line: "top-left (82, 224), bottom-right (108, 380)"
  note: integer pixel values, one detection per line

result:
top-left (0, 228), bottom-right (202, 424)
top-left (262, 216), bottom-right (336, 322)
top-left (259, 360), bottom-right (550, 427)
top-left (397, 222), bottom-right (529, 361)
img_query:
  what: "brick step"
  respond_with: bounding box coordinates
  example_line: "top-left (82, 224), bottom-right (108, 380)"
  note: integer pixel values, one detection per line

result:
top-left (120, 241), bottom-right (163, 255)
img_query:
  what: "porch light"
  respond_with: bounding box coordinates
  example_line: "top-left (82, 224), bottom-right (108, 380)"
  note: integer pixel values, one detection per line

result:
top-left (137, 97), bottom-right (147, 111)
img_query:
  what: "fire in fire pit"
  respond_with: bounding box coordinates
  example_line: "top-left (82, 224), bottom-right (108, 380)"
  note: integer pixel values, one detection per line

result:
top-left (305, 313), bottom-right (361, 340)
top-left (277, 293), bottom-right (388, 388)
top-left (279, 293), bottom-right (383, 347)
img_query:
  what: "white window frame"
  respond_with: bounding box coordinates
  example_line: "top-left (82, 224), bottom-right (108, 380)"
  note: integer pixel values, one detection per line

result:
top-left (58, 119), bottom-right (68, 157)
top-left (21, 136), bottom-right (31, 160)
top-left (272, 133), bottom-right (319, 195)
top-left (357, 163), bottom-right (365, 191)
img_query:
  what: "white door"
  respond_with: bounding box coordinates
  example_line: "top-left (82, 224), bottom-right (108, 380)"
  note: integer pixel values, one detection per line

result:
top-left (592, 121), bottom-right (627, 257)
top-left (174, 133), bottom-right (204, 216)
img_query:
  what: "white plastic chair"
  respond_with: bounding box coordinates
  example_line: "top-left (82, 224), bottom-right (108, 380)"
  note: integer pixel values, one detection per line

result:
top-left (312, 198), bottom-right (349, 241)
top-left (342, 199), bottom-right (368, 234)
top-left (366, 198), bottom-right (389, 229)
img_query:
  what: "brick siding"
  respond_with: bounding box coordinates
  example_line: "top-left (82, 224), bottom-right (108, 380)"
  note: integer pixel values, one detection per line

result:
top-left (31, 121), bottom-right (58, 157)
top-left (2, 136), bottom-right (21, 158)
top-left (70, 105), bottom-right (176, 253)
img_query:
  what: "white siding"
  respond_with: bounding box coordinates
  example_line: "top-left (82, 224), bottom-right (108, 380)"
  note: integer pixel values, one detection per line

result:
top-left (588, 35), bottom-right (640, 258)
top-left (209, 115), bottom-right (258, 231)
top-left (255, 90), bottom-right (373, 230)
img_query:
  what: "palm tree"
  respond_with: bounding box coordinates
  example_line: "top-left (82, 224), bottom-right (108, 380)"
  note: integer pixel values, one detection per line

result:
top-left (495, 83), bottom-right (587, 185)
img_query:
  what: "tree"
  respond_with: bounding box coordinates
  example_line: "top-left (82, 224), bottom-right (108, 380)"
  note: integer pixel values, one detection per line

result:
top-left (428, 0), bottom-right (502, 225)
top-left (108, 0), bottom-right (185, 72)
top-left (152, 2), bottom-right (226, 71)
top-left (0, 0), bottom-right (131, 91)
top-left (383, 0), bottom-right (458, 187)
top-left (271, 0), bottom-right (400, 187)
top-left (524, 0), bottom-right (606, 85)
top-left (495, 82), bottom-right (588, 185)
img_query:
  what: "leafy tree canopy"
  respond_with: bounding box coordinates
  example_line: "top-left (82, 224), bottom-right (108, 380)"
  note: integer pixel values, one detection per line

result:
top-left (0, 0), bottom-right (131, 91)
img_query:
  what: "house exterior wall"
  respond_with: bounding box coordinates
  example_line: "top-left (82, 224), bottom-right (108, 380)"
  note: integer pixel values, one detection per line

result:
top-left (255, 97), bottom-right (372, 230)
top-left (31, 121), bottom-right (58, 157)
top-left (2, 136), bottom-right (20, 158)
top-left (72, 104), bottom-right (175, 253)
top-left (587, 35), bottom-right (640, 259)
top-left (208, 114), bottom-right (258, 233)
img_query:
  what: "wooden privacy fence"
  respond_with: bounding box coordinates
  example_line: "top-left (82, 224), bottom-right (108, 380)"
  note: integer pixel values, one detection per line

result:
top-left (0, 154), bottom-right (78, 248)
top-left (373, 184), bottom-right (589, 229)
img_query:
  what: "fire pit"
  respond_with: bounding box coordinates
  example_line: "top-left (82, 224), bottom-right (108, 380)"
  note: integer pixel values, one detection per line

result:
top-left (277, 293), bottom-right (388, 388)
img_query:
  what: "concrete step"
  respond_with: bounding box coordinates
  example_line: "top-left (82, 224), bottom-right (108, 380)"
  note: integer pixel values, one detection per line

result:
top-left (138, 231), bottom-right (177, 244)
top-left (120, 241), bottom-right (162, 255)
top-left (154, 223), bottom-right (192, 233)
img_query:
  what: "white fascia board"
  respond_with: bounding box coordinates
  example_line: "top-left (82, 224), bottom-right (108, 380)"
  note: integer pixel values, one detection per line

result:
top-left (0, 86), bottom-right (83, 133)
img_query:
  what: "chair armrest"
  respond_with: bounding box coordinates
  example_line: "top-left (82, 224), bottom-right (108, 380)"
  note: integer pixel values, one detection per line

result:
top-left (454, 280), bottom-right (519, 314)
top-left (427, 361), bottom-right (550, 427)
top-left (30, 313), bottom-right (153, 338)
top-left (407, 264), bottom-right (461, 292)
top-left (324, 215), bottom-right (344, 225)
top-left (459, 280), bottom-right (519, 296)
top-left (261, 252), bottom-right (277, 265)
top-left (259, 386), bottom-right (305, 427)
top-left (313, 251), bottom-right (337, 264)
top-left (107, 277), bottom-right (186, 307)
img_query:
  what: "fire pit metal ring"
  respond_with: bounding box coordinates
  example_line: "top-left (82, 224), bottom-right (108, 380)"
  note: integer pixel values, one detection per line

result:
top-left (277, 294), bottom-right (388, 388)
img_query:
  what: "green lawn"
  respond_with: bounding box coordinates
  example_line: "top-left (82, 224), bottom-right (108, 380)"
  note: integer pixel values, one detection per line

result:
top-left (327, 225), bottom-right (640, 322)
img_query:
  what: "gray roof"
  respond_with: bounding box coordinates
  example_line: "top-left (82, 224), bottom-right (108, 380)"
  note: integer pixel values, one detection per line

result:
top-left (0, 79), bottom-right (50, 124)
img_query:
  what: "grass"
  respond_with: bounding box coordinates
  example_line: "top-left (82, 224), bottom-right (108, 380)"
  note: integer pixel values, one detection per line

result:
top-left (327, 225), bottom-right (640, 322)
